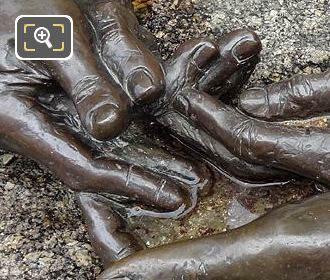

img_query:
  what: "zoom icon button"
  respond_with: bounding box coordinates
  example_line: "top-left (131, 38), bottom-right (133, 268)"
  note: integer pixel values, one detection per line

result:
top-left (15, 15), bottom-right (73, 60)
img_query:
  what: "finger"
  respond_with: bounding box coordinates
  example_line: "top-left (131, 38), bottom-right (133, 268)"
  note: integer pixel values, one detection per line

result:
top-left (216, 56), bottom-right (259, 102)
top-left (38, 90), bottom-right (212, 198)
top-left (238, 71), bottom-right (330, 121)
top-left (173, 88), bottom-right (330, 186)
top-left (158, 112), bottom-right (295, 185)
top-left (77, 192), bottom-right (145, 268)
top-left (117, 142), bottom-right (214, 193)
top-left (42, 1), bottom-right (131, 141)
top-left (0, 89), bottom-right (189, 212)
top-left (99, 193), bottom-right (330, 279)
top-left (154, 38), bottom-right (219, 113)
top-left (168, 38), bottom-right (220, 83)
top-left (197, 29), bottom-right (262, 96)
top-left (84, 1), bottom-right (165, 104)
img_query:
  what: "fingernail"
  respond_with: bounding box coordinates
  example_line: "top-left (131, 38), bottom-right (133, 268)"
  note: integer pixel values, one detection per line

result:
top-left (127, 70), bottom-right (159, 104)
top-left (192, 42), bottom-right (219, 69)
top-left (233, 40), bottom-right (261, 61)
top-left (238, 88), bottom-right (269, 117)
top-left (87, 103), bottom-right (128, 140)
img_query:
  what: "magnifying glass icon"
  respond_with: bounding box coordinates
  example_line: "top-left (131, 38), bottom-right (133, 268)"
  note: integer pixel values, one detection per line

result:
top-left (34, 27), bottom-right (53, 49)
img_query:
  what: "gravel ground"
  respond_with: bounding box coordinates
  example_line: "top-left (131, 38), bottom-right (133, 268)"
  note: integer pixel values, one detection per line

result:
top-left (1, 0), bottom-right (329, 279)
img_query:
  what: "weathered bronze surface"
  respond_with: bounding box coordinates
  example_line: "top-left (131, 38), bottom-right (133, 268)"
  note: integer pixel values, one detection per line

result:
top-left (101, 192), bottom-right (330, 279)
top-left (173, 79), bottom-right (330, 185)
top-left (239, 71), bottom-right (330, 121)
top-left (0, 0), bottom-right (211, 212)
top-left (2, 1), bottom-right (330, 279)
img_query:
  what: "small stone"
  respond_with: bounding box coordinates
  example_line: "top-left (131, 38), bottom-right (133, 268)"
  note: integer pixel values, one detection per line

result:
top-left (4, 182), bottom-right (15, 190)
top-left (1, 154), bottom-right (15, 166)
top-left (73, 249), bottom-right (93, 266)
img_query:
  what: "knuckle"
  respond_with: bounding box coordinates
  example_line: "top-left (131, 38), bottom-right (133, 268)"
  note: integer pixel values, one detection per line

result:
top-left (232, 119), bottom-right (259, 159)
top-left (289, 74), bottom-right (313, 99)
top-left (72, 75), bottom-right (100, 105)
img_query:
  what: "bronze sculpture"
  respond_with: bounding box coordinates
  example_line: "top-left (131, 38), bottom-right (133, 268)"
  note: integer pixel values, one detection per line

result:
top-left (90, 36), bottom-right (330, 278)
top-left (101, 192), bottom-right (330, 280)
top-left (1, 0), bottom-right (284, 214)
top-left (1, 0), bottom-right (330, 279)
top-left (0, 0), bottom-right (211, 212)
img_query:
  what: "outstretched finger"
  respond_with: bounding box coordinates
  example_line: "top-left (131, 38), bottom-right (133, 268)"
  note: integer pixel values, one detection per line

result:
top-left (173, 88), bottom-right (330, 186)
top-left (238, 71), bottom-right (330, 121)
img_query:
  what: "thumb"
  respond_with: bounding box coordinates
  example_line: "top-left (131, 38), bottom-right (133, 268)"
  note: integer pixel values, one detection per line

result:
top-left (45, 1), bottom-right (131, 140)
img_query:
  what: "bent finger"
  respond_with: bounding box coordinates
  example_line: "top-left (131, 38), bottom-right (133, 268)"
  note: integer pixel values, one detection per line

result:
top-left (43, 1), bottom-right (131, 140)
top-left (84, 1), bottom-right (165, 104)
top-left (197, 29), bottom-right (262, 96)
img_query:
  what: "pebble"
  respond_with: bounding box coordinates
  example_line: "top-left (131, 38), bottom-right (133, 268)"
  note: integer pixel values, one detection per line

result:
top-left (1, 154), bottom-right (15, 166)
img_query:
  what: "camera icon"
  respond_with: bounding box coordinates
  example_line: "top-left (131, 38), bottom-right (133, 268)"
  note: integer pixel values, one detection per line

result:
top-left (15, 15), bottom-right (73, 60)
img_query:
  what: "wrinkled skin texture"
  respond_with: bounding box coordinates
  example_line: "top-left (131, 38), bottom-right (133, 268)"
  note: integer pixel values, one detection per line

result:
top-left (0, 0), bottom-right (290, 215)
top-left (1, 0), bottom-right (285, 271)
top-left (71, 26), bottom-right (303, 274)
top-left (153, 31), bottom-right (295, 185)
top-left (1, 0), bottom-right (274, 270)
top-left (174, 72), bottom-right (330, 186)
top-left (239, 71), bottom-right (330, 121)
top-left (0, 1), bottom-right (294, 221)
top-left (0, 0), bottom-right (216, 212)
top-left (3, 1), bottom-right (330, 279)
top-left (101, 192), bottom-right (330, 280)
top-left (75, 26), bottom-right (330, 279)
top-left (98, 59), bottom-right (330, 279)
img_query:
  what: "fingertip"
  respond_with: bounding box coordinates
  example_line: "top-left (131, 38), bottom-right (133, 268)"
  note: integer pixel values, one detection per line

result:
top-left (238, 88), bottom-right (269, 118)
top-left (127, 67), bottom-right (165, 104)
top-left (197, 30), bottom-right (262, 95)
top-left (172, 39), bottom-right (220, 70)
top-left (220, 28), bottom-right (262, 62)
top-left (157, 182), bottom-right (190, 212)
top-left (192, 40), bottom-right (220, 70)
top-left (71, 76), bottom-right (131, 140)
top-left (85, 100), bottom-right (130, 140)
